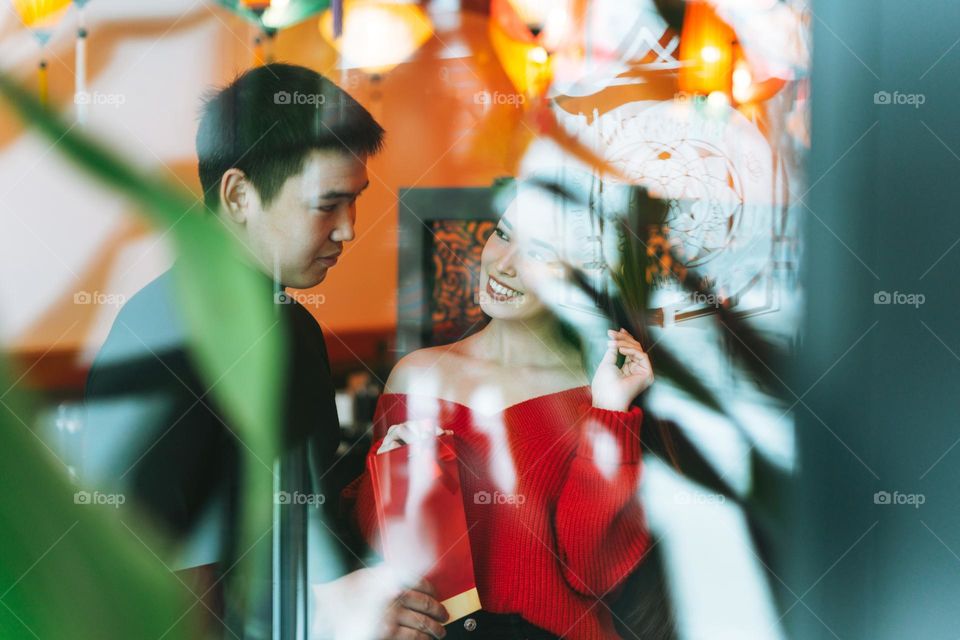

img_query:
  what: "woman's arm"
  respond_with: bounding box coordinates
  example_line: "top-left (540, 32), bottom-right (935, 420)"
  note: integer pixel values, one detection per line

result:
top-left (554, 329), bottom-right (654, 595)
top-left (554, 405), bottom-right (650, 596)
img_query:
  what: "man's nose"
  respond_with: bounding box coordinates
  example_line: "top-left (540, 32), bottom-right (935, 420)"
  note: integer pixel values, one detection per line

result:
top-left (330, 209), bottom-right (355, 243)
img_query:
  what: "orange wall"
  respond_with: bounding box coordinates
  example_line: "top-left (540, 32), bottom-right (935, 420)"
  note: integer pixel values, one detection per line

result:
top-left (2, 6), bottom-right (534, 361)
top-left (266, 10), bottom-right (530, 333)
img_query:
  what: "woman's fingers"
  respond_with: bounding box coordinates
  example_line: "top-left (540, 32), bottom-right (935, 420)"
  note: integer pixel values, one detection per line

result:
top-left (377, 421), bottom-right (449, 454)
top-left (615, 346), bottom-right (648, 360)
top-left (611, 330), bottom-right (645, 348)
top-left (395, 425), bottom-right (412, 445)
top-left (609, 328), bottom-right (643, 342)
top-left (377, 425), bottom-right (410, 453)
top-left (608, 341), bottom-right (646, 359)
top-left (599, 337), bottom-right (620, 367)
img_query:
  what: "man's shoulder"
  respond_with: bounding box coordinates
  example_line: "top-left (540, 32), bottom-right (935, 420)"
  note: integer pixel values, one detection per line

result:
top-left (110, 269), bottom-right (185, 347)
top-left (86, 269), bottom-right (191, 390)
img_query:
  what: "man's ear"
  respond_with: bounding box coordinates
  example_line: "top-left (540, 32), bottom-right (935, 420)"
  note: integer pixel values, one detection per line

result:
top-left (220, 168), bottom-right (251, 224)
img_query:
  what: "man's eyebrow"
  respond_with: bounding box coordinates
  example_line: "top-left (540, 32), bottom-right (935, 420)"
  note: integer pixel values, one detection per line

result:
top-left (318, 180), bottom-right (370, 200)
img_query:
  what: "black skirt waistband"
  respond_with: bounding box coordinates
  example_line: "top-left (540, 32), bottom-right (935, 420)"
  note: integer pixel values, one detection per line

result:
top-left (443, 611), bottom-right (559, 640)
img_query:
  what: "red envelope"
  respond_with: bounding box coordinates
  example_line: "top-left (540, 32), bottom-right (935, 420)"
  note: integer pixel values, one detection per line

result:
top-left (368, 433), bottom-right (481, 621)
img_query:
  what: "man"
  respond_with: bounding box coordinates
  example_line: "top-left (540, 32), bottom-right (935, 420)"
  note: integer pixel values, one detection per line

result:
top-left (84, 64), bottom-right (448, 639)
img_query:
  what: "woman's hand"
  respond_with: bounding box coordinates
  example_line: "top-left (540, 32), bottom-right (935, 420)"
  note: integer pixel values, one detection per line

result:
top-left (590, 328), bottom-right (654, 412)
top-left (377, 420), bottom-right (451, 454)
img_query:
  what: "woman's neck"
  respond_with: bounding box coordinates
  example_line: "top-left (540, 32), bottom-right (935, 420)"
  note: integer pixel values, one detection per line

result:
top-left (470, 315), bottom-right (582, 370)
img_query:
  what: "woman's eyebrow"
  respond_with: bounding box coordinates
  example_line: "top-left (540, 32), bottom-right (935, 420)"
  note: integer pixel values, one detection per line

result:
top-left (529, 237), bottom-right (558, 253)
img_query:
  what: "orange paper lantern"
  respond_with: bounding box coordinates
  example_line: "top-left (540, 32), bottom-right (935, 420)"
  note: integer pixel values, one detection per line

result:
top-left (678, 0), bottom-right (735, 98)
top-left (488, 0), bottom-right (554, 102)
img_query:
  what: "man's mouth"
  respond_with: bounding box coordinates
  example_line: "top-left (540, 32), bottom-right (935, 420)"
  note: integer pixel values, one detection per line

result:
top-left (316, 252), bottom-right (341, 267)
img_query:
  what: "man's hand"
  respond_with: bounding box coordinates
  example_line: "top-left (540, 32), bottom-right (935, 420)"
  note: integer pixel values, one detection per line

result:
top-left (312, 566), bottom-right (449, 639)
top-left (379, 579), bottom-right (449, 639)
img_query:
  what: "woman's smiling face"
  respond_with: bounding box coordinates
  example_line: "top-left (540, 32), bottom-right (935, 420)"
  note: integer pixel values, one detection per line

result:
top-left (479, 188), bottom-right (602, 321)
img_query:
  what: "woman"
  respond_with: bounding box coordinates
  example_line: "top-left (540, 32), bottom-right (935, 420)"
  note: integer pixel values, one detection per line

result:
top-left (346, 180), bottom-right (654, 640)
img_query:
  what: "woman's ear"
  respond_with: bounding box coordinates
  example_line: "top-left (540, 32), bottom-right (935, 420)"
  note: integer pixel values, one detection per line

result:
top-left (220, 168), bottom-right (250, 224)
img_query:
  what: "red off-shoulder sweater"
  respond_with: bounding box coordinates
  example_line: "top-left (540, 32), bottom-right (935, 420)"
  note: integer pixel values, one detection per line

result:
top-left (343, 386), bottom-right (650, 640)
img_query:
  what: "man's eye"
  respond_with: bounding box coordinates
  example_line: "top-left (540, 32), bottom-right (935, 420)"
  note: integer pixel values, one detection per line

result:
top-left (315, 205), bottom-right (337, 213)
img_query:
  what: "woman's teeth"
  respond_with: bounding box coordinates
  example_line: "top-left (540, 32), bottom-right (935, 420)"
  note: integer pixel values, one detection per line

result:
top-left (489, 278), bottom-right (523, 298)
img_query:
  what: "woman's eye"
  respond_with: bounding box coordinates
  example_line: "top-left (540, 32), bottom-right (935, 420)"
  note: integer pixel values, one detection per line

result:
top-left (493, 228), bottom-right (509, 241)
top-left (527, 251), bottom-right (557, 263)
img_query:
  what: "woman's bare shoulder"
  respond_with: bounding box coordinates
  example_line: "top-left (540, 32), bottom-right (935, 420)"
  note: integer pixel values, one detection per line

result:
top-left (382, 343), bottom-right (472, 395)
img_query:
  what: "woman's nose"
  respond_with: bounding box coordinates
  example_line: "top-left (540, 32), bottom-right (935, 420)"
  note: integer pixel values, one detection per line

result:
top-left (495, 247), bottom-right (518, 277)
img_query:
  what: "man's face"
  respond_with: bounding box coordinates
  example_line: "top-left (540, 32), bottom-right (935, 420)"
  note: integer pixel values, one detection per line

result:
top-left (240, 149), bottom-right (370, 289)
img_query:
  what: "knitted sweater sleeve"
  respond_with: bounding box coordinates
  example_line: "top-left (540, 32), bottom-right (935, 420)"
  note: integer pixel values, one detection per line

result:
top-left (554, 405), bottom-right (650, 596)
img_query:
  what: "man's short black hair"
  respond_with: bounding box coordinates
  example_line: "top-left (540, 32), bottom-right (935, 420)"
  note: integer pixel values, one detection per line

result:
top-left (196, 63), bottom-right (385, 212)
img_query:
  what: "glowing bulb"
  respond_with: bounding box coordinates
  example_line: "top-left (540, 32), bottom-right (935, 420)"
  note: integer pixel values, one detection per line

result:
top-left (700, 45), bottom-right (722, 64)
top-left (319, 1), bottom-right (434, 74)
top-left (733, 67), bottom-right (752, 89)
top-left (732, 63), bottom-right (753, 103)
top-left (707, 91), bottom-right (729, 108)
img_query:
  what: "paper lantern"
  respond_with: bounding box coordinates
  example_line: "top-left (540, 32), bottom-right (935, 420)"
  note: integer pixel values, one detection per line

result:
top-left (12, 0), bottom-right (72, 43)
top-left (11, 0), bottom-right (71, 30)
top-left (216, 0), bottom-right (329, 32)
top-left (318, 0), bottom-right (432, 75)
top-left (12, 0), bottom-right (72, 106)
top-left (731, 47), bottom-right (786, 105)
top-left (488, 0), bottom-right (555, 102)
top-left (218, 0), bottom-right (328, 65)
top-left (678, 0), bottom-right (735, 97)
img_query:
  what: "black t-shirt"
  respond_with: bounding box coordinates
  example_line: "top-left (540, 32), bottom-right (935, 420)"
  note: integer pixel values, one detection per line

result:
top-left (83, 266), bottom-right (346, 571)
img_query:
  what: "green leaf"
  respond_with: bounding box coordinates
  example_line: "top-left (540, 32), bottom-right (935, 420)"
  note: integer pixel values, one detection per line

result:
top-left (0, 364), bottom-right (205, 639)
top-left (0, 71), bottom-right (285, 621)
